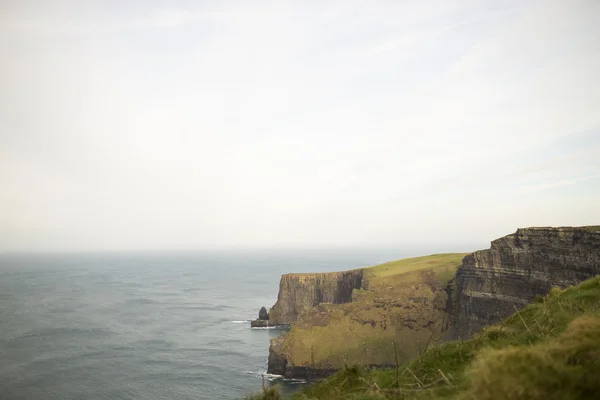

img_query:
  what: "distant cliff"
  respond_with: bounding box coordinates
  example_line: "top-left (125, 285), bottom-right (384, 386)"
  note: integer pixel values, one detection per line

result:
top-left (265, 254), bottom-right (466, 378)
top-left (448, 226), bottom-right (600, 339)
top-left (268, 270), bottom-right (364, 325)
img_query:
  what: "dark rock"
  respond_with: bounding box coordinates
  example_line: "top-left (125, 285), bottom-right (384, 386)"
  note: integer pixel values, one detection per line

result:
top-left (258, 306), bottom-right (269, 320)
top-left (251, 319), bottom-right (269, 328)
top-left (267, 336), bottom-right (287, 375)
top-left (266, 335), bottom-right (341, 380)
top-left (447, 226), bottom-right (600, 339)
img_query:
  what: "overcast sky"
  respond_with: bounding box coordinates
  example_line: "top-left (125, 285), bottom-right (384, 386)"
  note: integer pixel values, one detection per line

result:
top-left (1, 0), bottom-right (599, 252)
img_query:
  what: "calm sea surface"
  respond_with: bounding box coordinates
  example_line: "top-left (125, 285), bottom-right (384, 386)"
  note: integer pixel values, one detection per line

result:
top-left (0, 249), bottom-right (413, 400)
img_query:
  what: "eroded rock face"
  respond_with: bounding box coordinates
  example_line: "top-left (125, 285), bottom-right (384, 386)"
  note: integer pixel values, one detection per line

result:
top-left (267, 335), bottom-right (287, 375)
top-left (250, 306), bottom-right (271, 327)
top-left (267, 334), bottom-right (339, 379)
top-left (264, 227), bottom-right (600, 379)
top-left (449, 226), bottom-right (600, 339)
top-left (250, 319), bottom-right (269, 328)
top-left (268, 269), bottom-right (364, 325)
top-left (266, 266), bottom-right (458, 379)
top-left (258, 306), bottom-right (269, 321)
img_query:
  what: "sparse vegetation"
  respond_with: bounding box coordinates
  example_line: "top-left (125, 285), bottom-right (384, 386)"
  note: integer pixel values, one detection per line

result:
top-left (275, 254), bottom-right (467, 371)
top-left (245, 275), bottom-right (600, 399)
top-left (368, 254), bottom-right (466, 279)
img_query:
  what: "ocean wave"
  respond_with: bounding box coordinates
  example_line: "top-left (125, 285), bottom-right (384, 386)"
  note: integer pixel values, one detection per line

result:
top-left (243, 370), bottom-right (265, 377)
top-left (228, 320), bottom-right (250, 324)
top-left (243, 371), bottom-right (292, 382)
top-left (261, 373), bottom-right (306, 383)
top-left (244, 371), bottom-right (306, 384)
top-left (250, 326), bottom-right (277, 330)
top-left (263, 373), bottom-right (282, 379)
top-left (125, 297), bottom-right (159, 305)
top-left (12, 327), bottom-right (113, 341)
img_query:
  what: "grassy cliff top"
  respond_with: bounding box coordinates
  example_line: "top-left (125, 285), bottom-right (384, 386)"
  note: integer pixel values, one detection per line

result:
top-left (273, 254), bottom-right (468, 371)
top-left (282, 269), bottom-right (362, 278)
top-left (367, 253), bottom-right (467, 279)
top-left (281, 253), bottom-right (467, 279)
top-left (249, 274), bottom-right (600, 400)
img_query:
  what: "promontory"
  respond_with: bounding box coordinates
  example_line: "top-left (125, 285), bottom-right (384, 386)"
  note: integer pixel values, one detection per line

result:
top-left (255, 226), bottom-right (600, 379)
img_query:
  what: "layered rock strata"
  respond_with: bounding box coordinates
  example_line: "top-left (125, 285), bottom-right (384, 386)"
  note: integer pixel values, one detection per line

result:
top-left (265, 255), bottom-right (465, 378)
top-left (262, 226), bottom-right (600, 379)
top-left (268, 269), bottom-right (364, 325)
top-left (449, 226), bottom-right (600, 338)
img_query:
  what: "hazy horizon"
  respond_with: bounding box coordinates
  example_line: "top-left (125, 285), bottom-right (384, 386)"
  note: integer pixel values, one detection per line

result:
top-left (1, 0), bottom-right (599, 252)
top-left (0, 240), bottom-right (477, 255)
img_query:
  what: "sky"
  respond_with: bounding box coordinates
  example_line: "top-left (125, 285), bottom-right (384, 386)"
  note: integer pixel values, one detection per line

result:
top-left (1, 0), bottom-right (599, 252)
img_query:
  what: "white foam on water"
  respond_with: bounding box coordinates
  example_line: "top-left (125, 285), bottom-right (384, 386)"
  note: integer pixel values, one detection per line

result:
top-left (263, 373), bottom-right (283, 380)
top-left (246, 371), bottom-right (307, 383)
top-left (243, 370), bottom-right (266, 377)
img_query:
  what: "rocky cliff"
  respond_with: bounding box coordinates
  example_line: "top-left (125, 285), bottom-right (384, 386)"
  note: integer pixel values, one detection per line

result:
top-left (262, 227), bottom-right (600, 379)
top-left (266, 254), bottom-right (466, 378)
top-left (449, 226), bottom-right (600, 339)
top-left (268, 269), bottom-right (364, 325)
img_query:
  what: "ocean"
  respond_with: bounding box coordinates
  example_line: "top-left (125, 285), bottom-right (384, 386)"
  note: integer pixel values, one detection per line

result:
top-left (0, 249), bottom-right (411, 400)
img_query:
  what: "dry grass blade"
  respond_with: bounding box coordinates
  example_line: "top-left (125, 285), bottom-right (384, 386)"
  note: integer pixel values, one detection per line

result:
top-left (438, 369), bottom-right (454, 387)
top-left (358, 377), bottom-right (383, 394)
top-left (405, 367), bottom-right (423, 387)
top-left (513, 305), bottom-right (532, 334)
top-left (381, 378), bottom-right (446, 393)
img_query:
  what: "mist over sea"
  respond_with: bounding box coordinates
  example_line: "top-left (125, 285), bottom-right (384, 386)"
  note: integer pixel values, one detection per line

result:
top-left (0, 248), bottom-right (436, 400)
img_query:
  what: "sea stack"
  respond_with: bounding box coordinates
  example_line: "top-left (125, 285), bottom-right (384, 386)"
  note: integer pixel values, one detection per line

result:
top-left (251, 306), bottom-right (270, 327)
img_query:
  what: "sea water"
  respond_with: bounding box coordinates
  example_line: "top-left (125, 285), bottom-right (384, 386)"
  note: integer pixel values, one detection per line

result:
top-left (0, 249), bottom-right (412, 399)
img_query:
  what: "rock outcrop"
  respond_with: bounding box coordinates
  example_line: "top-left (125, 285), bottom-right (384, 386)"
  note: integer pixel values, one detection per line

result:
top-left (448, 226), bottom-right (600, 339)
top-left (267, 335), bottom-right (288, 375)
top-left (259, 306), bottom-right (269, 321)
top-left (268, 269), bottom-right (364, 325)
top-left (251, 306), bottom-right (271, 328)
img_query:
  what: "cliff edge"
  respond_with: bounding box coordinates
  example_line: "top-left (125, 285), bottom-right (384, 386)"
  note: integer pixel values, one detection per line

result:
top-left (266, 254), bottom-right (465, 378)
top-left (268, 269), bottom-right (364, 325)
top-left (262, 226), bottom-right (600, 380)
top-left (449, 226), bottom-right (600, 339)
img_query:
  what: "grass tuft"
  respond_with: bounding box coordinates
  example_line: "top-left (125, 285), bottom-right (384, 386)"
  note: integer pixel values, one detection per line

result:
top-left (465, 315), bottom-right (600, 400)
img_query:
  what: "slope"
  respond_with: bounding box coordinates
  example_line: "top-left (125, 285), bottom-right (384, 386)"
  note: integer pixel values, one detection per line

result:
top-left (259, 274), bottom-right (600, 400)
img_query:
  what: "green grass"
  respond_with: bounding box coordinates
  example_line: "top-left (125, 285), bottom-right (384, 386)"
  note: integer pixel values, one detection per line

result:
top-left (368, 254), bottom-right (466, 279)
top-left (246, 275), bottom-right (600, 400)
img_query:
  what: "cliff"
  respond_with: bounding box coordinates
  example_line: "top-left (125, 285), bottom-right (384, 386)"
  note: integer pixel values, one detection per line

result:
top-left (268, 269), bottom-right (364, 325)
top-left (449, 226), bottom-right (600, 339)
top-left (266, 254), bottom-right (466, 378)
top-left (262, 226), bottom-right (600, 380)
top-left (249, 275), bottom-right (600, 400)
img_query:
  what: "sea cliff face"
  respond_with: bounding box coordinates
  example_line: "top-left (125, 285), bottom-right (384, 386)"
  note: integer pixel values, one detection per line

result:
top-left (449, 226), bottom-right (600, 339)
top-left (263, 227), bottom-right (600, 379)
top-left (268, 270), bottom-right (364, 325)
top-left (265, 254), bottom-right (466, 378)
